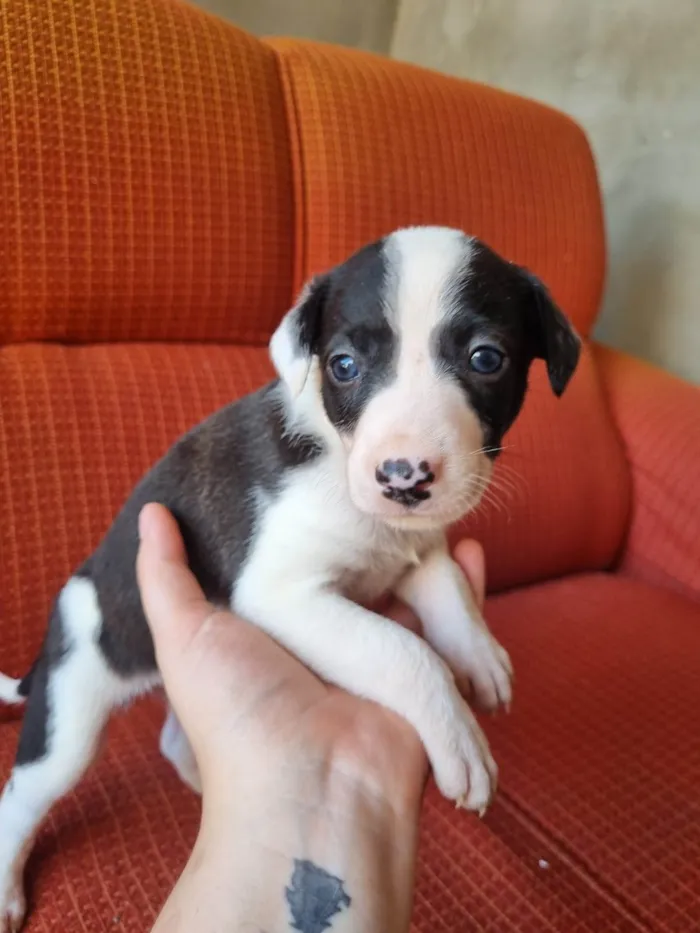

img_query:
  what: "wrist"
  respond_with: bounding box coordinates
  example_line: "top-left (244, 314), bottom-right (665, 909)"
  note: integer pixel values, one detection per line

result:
top-left (197, 756), bottom-right (420, 933)
top-left (201, 749), bottom-right (423, 844)
top-left (158, 704), bottom-right (426, 933)
top-left (200, 701), bottom-right (428, 827)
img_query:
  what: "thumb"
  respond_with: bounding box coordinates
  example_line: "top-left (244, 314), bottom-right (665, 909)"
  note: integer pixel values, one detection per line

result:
top-left (136, 503), bottom-right (215, 661)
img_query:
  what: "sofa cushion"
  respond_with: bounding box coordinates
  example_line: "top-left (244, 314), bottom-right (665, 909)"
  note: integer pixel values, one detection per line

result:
top-left (267, 39), bottom-right (605, 340)
top-left (0, 342), bottom-right (630, 679)
top-left (474, 571), bottom-right (700, 933)
top-left (453, 344), bottom-right (630, 593)
top-left (0, 342), bottom-right (274, 676)
top-left (0, 0), bottom-right (294, 344)
top-left (1, 572), bottom-right (696, 931)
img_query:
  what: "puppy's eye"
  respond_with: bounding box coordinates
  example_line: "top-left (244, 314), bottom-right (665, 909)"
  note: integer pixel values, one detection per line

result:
top-left (329, 354), bottom-right (360, 383)
top-left (469, 346), bottom-right (505, 375)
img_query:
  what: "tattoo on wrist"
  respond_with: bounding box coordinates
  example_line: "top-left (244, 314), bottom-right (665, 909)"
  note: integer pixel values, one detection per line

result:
top-left (285, 859), bottom-right (352, 932)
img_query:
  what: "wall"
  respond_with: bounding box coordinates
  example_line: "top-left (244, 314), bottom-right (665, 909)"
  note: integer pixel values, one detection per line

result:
top-left (191, 0), bottom-right (398, 54)
top-left (392, 0), bottom-right (700, 383)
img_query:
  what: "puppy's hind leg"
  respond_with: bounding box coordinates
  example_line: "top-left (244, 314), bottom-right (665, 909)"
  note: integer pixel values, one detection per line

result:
top-left (0, 675), bottom-right (24, 706)
top-left (159, 706), bottom-right (201, 795)
top-left (0, 576), bottom-right (129, 933)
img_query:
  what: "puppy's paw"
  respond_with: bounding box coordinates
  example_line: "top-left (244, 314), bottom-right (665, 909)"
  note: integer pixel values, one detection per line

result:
top-left (0, 876), bottom-right (26, 933)
top-left (456, 631), bottom-right (513, 714)
top-left (423, 689), bottom-right (498, 815)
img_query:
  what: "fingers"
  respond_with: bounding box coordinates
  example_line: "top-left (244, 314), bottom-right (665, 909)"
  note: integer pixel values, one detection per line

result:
top-left (136, 504), bottom-right (486, 676)
top-left (136, 503), bottom-right (215, 659)
top-left (452, 539), bottom-right (486, 610)
top-left (378, 539), bottom-right (486, 633)
top-left (383, 600), bottom-right (423, 635)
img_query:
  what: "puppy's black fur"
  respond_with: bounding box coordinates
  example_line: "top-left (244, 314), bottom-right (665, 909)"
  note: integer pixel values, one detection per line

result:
top-left (0, 228), bottom-right (583, 933)
top-left (18, 383), bottom-right (323, 718)
top-left (12, 232), bottom-right (579, 766)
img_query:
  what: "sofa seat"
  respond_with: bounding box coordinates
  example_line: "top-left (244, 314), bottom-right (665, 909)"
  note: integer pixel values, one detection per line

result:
top-left (2, 573), bottom-right (697, 932)
top-left (416, 573), bottom-right (700, 933)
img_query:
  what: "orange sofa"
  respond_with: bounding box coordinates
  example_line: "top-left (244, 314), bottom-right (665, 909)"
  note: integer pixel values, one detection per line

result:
top-left (1, 0), bottom-right (699, 930)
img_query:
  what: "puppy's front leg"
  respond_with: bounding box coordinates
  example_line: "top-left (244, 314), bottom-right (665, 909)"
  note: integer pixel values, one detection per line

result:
top-left (396, 546), bottom-right (513, 713)
top-left (235, 584), bottom-right (497, 813)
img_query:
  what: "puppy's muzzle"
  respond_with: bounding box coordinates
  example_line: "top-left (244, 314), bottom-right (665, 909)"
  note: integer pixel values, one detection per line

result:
top-left (375, 457), bottom-right (439, 508)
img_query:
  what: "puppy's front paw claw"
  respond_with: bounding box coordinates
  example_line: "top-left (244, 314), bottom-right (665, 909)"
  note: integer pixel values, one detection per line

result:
top-left (456, 795), bottom-right (488, 819)
top-left (0, 879), bottom-right (26, 933)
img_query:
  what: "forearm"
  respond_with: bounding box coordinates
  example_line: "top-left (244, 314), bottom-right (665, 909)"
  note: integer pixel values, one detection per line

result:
top-left (153, 766), bottom-right (421, 933)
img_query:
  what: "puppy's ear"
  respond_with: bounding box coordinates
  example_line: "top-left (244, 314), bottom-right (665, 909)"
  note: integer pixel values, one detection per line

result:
top-left (269, 275), bottom-right (330, 398)
top-left (522, 270), bottom-right (581, 397)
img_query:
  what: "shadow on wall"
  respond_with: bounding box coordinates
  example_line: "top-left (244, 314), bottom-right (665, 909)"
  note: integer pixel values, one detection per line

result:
top-left (602, 200), bottom-right (675, 366)
top-left (600, 147), bottom-right (700, 384)
top-left (188, 0), bottom-right (399, 54)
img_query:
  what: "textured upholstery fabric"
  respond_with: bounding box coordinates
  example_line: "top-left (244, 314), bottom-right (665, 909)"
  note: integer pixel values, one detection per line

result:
top-left (593, 344), bottom-right (700, 603)
top-left (268, 38), bottom-right (631, 591)
top-left (453, 345), bottom-right (630, 593)
top-left (2, 1), bottom-right (699, 930)
top-left (0, 0), bottom-right (294, 344)
top-left (266, 39), bottom-right (606, 339)
top-left (0, 699), bottom-right (197, 932)
top-left (0, 342), bottom-right (274, 677)
top-left (415, 573), bottom-right (700, 933)
top-left (0, 343), bottom-right (631, 682)
top-left (1, 574), bottom-right (697, 932)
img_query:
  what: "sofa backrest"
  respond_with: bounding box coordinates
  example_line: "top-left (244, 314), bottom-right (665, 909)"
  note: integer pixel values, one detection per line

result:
top-left (267, 39), bottom-right (606, 337)
top-left (0, 0), bottom-right (631, 677)
top-left (0, 0), bottom-right (295, 345)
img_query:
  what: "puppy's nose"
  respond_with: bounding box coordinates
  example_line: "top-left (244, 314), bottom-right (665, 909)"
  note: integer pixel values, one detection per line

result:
top-left (375, 457), bottom-right (440, 506)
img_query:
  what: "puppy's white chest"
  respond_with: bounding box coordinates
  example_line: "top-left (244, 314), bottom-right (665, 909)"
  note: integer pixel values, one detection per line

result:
top-left (338, 539), bottom-right (421, 605)
top-left (234, 465), bottom-right (436, 612)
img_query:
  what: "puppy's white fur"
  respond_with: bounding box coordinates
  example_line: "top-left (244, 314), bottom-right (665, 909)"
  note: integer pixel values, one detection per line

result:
top-left (0, 677), bottom-right (22, 706)
top-left (233, 228), bottom-right (511, 808)
top-left (0, 227), bottom-right (517, 931)
top-left (232, 447), bottom-right (501, 808)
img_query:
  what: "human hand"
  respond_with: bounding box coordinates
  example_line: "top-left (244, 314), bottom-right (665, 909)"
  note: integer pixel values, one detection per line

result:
top-left (139, 503), bottom-right (488, 933)
top-left (136, 502), bottom-right (486, 814)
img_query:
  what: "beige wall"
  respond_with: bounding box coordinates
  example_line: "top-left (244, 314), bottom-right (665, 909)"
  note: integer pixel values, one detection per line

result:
top-left (392, 0), bottom-right (700, 383)
top-left (191, 0), bottom-right (398, 54)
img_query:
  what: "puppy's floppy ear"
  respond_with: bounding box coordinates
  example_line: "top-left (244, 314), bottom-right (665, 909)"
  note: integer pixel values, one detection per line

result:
top-left (269, 274), bottom-right (330, 398)
top-left (522, 270), bottom-right (581, 397)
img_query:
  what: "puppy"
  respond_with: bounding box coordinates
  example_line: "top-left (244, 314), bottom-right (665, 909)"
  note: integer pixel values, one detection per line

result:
top-left (0, 226), bottom-right (580, 931)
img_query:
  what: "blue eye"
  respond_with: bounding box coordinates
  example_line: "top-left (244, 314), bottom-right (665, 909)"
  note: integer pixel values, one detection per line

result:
top-left (329, 354), bottom-right (360, 383)
top-left (469, 346), bottom-right (505, 375)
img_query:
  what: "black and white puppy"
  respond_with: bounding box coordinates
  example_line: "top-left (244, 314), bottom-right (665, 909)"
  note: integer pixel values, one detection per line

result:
top-left (0, 226), bottom-right (580, 931)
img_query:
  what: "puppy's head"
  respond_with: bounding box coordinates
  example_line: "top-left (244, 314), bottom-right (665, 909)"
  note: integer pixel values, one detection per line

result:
top-left (270, 226), bottom-right (580, 529)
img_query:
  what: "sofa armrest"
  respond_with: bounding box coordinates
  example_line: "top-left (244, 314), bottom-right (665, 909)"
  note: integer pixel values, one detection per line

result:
top-left (593, 344), bottom-right (700, 601)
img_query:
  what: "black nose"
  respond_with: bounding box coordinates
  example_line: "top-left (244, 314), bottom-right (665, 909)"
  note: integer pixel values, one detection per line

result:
top-left (375, 458), bottom-right (436, 507)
